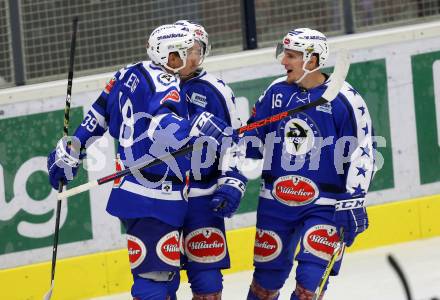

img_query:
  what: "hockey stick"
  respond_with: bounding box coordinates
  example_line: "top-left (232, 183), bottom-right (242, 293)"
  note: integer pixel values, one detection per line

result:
top-left (43, 17), bottom-right (79, 300)
top-left (387, 254), bottom-right (413, 300)
top-left (57, 50), bottom-right (350, 200)
top-left (388, 254), bottom-right (440, 300)
top-left (312, 229), bottom-right (345, 300)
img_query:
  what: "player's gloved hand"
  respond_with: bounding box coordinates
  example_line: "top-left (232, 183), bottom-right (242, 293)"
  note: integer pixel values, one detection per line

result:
top-left (333, 201), bottom-right (368, 247)
top-left (211, 172), bottom-right (247, 218)
top-left (190, 111), bottom-right (235, 147)
top-left (47, 137), bottom-right (82, 189)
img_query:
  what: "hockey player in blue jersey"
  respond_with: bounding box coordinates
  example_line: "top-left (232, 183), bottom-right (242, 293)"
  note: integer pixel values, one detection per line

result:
top-left (245, 28), bottom-right (374, 300)
top-left (47, 24), bottom-right (235, 300)
top-left (174, 20), bottom-right (247, 300)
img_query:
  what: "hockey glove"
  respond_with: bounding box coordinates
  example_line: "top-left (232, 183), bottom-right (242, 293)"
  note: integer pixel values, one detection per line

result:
top-left (211, 172), bottom-right (247, 218)
top-left (334, 199), bottom-right (369, 247)
top-left (47, 137), bottom-right (83, 189)
top-left (190, 112), bottom-right (235, 147)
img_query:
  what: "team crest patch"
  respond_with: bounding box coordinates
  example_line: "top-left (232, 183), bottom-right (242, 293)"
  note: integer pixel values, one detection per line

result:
top-left (127, 234), bottom-right (147, 269)
top-left (254, 229), bottom-right (282, 262)
top-left (104, 76), bottom-right (116, 94)
top-left (272, 175), bottom-right (319, 206)
top-left (157, 73), bottom-right (177, 86)
top-left (278, 113), bottom-right (321, 161)
top-left (184, 227), bottom-right (226, 263)
top-left (160, 90), bottom-right (180, 105)
top-left (303, 224), bottom-right (343, 261)
top-left (156, 231), bottom-right (180, 266)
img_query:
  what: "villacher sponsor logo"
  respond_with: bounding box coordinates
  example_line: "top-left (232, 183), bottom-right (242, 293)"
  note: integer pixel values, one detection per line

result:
top-left (156, 231), bottom-right (180, 266)
top-left (254, 229), bottom-right (282, 262)
top-left (308, 234), bottom-right (339, 248)
top-left (185, 228), bottom-right (226, 263)
top-left (127, 234), bottom-right (147, 269)
top-left (272, 175), bottom-right (319, 206)
top-left (188, 240), bottom-right (224, 250)
top-left (254, 240), bottom-right (276, 250)
top-left (303, 225), bottom-right (343, 261)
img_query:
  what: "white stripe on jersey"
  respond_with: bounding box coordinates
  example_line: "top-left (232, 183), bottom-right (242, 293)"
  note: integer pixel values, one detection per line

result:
top-left (339, 82), bottom-right (374, 198)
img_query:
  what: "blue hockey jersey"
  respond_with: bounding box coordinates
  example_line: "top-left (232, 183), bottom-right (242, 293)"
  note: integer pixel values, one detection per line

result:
top-left (73, 61), bottom-right (193, 227)
top-left (180, 69), bottom-right (243, 194)
top-left (245, 75), bottom-right (374, 219)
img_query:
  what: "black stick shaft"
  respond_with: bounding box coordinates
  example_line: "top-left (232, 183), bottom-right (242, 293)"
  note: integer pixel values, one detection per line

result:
top-left (50, 16), bottom-right (78, 285)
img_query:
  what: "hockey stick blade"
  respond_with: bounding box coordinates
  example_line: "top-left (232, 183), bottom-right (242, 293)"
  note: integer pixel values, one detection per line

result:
top-left (387, 254), bottom-right (413, 300)
top-left (43, 282), bottom-right (54, 300)
top-left (321, 49), bottom-right (350, 102)
top-left (58, 49), bottom-right (351, 200)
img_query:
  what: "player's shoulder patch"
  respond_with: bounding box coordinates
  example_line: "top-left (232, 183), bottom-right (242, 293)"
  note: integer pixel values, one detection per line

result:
top-left (160, 89), bottom-right (181, 105)
top-left (103, 76), bottom-right (117, 94)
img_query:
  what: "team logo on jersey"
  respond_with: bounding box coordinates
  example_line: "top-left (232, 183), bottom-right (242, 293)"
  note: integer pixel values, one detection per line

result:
top-left (161, 181), bottom-right (172, 194)
top-left (160, 90), bottom-right (180, 105)
top-left (156, 231), bottom-right (180, 266)
top-left (184, 227), bottom-right (226, 263)
top-left (303, 224), bottom-right (343, 261)
top-left (104, 76), bottom-right (116, 94)
top-left (272, 175), bottom-right (319, 206)
top-left (127, 234), bottom-right (147, 269)
top-left (157, 73), bottom-right (177, 86)
top-left (278, 113), bottom-right (321, 161)
top-left (188, 92), bottom-right (207, 108)
top-left (254, 229), bottom-right (282, 262)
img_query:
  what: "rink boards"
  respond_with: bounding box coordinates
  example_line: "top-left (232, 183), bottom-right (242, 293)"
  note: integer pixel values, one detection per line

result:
top-left (1, 194), bottom-right (439, 299)
top-left (1, 21), bottom-right (440, 299)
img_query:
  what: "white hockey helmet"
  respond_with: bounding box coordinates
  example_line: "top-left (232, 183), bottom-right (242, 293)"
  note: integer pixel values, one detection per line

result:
top-left (276, 28), bottom-right (329, 82)
top-left (175, 20), bottom-right (211, 64)
top-left (147, 24), bottom-right (195, 72)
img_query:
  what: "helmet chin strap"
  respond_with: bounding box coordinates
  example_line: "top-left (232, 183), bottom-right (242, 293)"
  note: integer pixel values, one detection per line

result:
top-left (165, 60), bottom-right (187, 74)
top-left (295, 58), bottom-right (321, 84)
